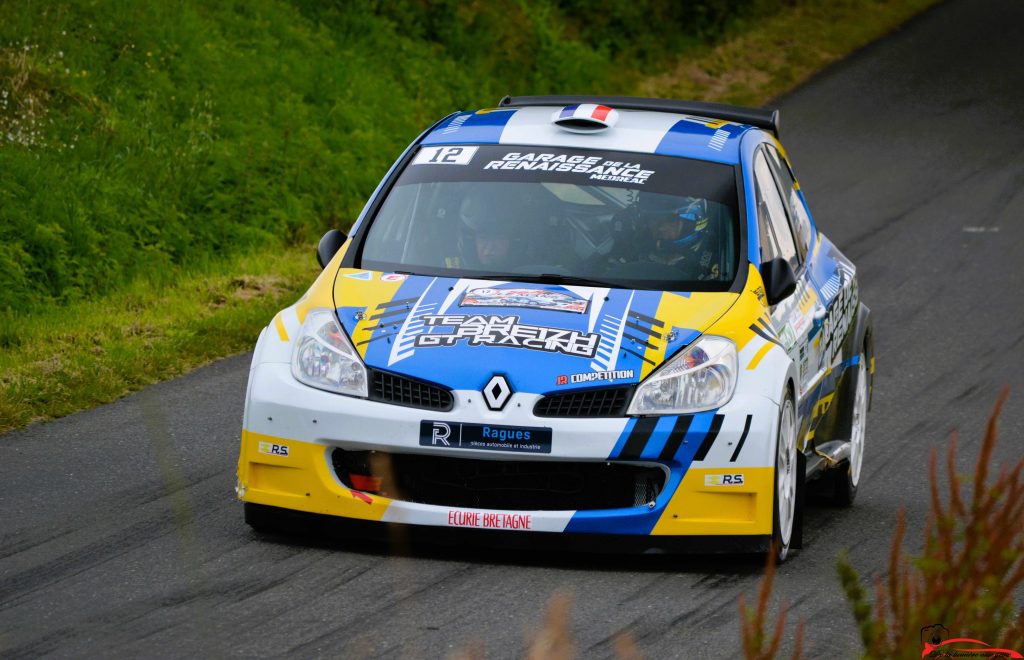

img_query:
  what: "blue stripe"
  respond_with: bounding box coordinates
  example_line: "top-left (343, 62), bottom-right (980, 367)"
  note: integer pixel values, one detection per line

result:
top-left (421, 110), bottom-right (516, 146)
top-left (640, 416), bottom-right (678, 460)
top-left (654, 120), bottom-right (741, 165)
top-left (559, 104), bottom-right (579, 119)
top-left (673, 411), bottom-right (714, 463)
top-left (563, 465), bottom-right (685, 535)
top-left (566, 409), bottom-right (718, 535)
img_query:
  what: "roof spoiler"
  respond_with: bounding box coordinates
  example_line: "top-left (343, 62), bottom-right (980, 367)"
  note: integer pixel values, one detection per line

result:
top-left (498, 95), bottom-right (780, 136)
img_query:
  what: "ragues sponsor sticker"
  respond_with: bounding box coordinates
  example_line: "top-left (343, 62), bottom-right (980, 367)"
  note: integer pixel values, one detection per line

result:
top-left (420, 421), bottom-right (552, 454)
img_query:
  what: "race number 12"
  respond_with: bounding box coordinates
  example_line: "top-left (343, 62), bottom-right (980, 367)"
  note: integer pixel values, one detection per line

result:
top-left (412, 145), bottom-right (478, 166)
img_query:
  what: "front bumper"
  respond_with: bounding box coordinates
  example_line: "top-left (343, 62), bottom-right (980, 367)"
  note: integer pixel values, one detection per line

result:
top-left (238, 362), bottom-right (780, 539)
top-left (244, 503), bottom-right (773, 555)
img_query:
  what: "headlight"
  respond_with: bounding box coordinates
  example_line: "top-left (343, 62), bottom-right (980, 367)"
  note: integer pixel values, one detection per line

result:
top-left (291, 308), bottom-right (368, 397)
top-left (627, 335), bottom-right (737, 415)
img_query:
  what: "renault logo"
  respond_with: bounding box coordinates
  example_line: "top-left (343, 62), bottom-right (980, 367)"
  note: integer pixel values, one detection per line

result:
top-left (482, 375), bottom-right (512, 411)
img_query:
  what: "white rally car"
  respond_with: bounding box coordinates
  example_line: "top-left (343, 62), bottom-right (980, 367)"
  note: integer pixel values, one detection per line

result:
top-left (237, 96), bottom-right (873, 560)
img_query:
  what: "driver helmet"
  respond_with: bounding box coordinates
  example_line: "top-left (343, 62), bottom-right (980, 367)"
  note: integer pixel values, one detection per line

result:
top-left (638, 194), bottom-right (710, 253)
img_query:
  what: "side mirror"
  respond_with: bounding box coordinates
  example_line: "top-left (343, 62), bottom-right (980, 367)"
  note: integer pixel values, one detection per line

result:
top-left (317, 229), bottom-right (347, 269)
top-left (760, 257), bottom-right (797, 306)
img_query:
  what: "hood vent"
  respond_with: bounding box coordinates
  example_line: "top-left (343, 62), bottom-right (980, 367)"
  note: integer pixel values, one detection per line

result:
top-left (552, 104), bottom-right (619, 133)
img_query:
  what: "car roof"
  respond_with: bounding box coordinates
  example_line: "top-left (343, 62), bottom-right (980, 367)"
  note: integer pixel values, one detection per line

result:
top-left (420, 106), bottom-right (760, 165)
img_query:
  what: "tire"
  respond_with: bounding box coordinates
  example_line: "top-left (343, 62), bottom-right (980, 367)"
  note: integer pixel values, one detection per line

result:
top-left (831, 352), bottom-right (868, 507)
top-left (772, 390), bottom-right (799, 562)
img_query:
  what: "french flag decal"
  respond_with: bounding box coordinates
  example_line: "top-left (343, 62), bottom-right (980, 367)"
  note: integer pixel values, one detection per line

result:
top-left (552, 104), bottom-right (620, 132)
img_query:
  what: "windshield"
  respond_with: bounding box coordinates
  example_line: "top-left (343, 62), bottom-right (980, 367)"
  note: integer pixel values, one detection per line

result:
top-left (358, 144), bottom-right (740, 291)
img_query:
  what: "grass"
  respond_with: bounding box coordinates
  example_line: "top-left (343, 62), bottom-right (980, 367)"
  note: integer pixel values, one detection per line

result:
top-left (0, 0), bottom-right (940, 433)
top-left (638, 0), bottom-right (941, 105)
top-left (0, 244), bottom-right (317, 431)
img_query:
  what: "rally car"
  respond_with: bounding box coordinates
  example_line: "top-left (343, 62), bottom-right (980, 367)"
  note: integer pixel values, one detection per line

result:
top-left (236, 95), bottom-right (873, 560)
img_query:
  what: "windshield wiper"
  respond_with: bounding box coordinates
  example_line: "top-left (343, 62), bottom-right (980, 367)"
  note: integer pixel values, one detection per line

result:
top-left (475, 273), bottom-right (621, 289)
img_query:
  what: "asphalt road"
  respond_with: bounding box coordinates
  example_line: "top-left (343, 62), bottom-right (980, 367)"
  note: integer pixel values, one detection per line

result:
top-left (3, 0), bottom-right (1024, 656)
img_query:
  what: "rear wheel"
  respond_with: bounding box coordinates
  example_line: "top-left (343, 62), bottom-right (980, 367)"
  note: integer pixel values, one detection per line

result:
top-left (772, 391), bottom-right (798, 562)
top-left (831, 353), bottom-right (868, 506)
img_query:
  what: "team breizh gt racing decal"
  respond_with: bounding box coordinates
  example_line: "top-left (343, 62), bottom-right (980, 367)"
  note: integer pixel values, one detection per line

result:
top-left (415, 314), bottom-right (600, 358)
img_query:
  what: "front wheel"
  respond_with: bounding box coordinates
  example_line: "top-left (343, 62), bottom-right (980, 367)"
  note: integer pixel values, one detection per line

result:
top-left (772, 391), bottom-right (799, 562)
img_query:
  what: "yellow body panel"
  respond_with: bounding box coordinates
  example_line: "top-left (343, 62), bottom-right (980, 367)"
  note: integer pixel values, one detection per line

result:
top-left (705, 263), bottom-right (769, 352)
top-left (237, 430), bottom-right (391, 522)
top-left (292, 239), bottom-right (351, 325)
top-left (640, 291), bottom-right (739, 379)
top-left (652, 467), bottom-right (774, 535)
top-left (332, 271), bottom-right (407, 359)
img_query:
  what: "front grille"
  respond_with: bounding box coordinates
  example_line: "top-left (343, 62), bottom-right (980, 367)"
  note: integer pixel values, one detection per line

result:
top-left (332, 449), bottom-right (665, 511)
top-left (369, 369), bottom-right (453, 411)
top-left (533, 386), bottom-right (632, 417)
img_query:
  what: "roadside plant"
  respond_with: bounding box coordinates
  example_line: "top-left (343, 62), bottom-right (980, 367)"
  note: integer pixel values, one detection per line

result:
top-left (838, 389), bottom-right (1024, 657)
top-left (739, 546), bottom-right (805, 659)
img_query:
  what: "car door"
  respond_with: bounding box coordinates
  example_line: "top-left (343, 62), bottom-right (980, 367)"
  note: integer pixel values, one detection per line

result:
top-left (752, 148), bottom-right (818, 401)
top-left (762, 144), bottom-right (860, 438)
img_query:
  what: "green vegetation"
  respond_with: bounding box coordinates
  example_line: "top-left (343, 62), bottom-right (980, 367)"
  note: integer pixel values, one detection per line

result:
top-left (0, 0), bottom-right (937, 432)
top-left (0, 245), bottom-right (317, 428)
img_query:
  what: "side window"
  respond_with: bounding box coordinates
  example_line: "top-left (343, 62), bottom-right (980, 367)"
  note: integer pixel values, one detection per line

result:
top-left (753, 151), bottom-right (800, 272)
top-left (757, 202), bottom-right (780, 263)
top-left (765, 146), bottom-right (813, 256)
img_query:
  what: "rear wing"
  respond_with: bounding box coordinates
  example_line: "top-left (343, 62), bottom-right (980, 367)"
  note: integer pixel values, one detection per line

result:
top-left (498, 95), bottom-right (780, 136)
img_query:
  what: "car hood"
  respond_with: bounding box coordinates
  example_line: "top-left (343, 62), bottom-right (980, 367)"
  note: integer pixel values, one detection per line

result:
top-left (333, 269), bottom-right (738, 394)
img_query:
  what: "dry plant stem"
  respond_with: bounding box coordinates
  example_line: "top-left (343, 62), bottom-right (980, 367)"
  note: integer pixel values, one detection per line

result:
top-left (611, 631), bottom-right (642, 660)
top-left (526, 592), bottom-right (575, 660)
top-left (739, 547), bottom-right (804, 660)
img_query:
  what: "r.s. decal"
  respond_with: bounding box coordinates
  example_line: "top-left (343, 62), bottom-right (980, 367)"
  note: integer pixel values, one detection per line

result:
top-left (258, 441), bottom-right (289, 457)
top-left (705, 474), bottom-right (744, 486)
top-left (415, 314), bottom-right (600, 357)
